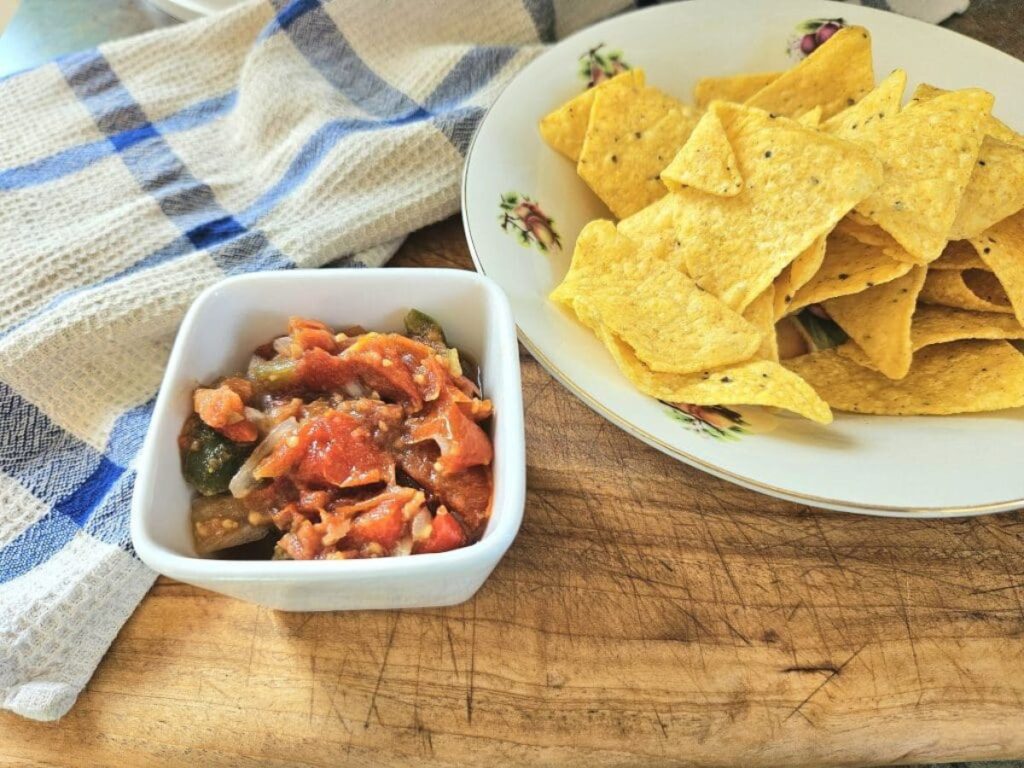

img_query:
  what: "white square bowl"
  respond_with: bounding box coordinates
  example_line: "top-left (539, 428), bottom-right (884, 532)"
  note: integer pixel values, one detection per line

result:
top-left (130, 269), bottom-right (525, 611)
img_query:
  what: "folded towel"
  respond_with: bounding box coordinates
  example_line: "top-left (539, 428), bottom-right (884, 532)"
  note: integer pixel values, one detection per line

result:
top-left (0, 0), bottom-right (968, 722)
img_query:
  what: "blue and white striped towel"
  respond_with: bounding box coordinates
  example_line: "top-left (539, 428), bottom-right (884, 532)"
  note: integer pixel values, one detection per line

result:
top-left (0, 0), bottom-right (967, 722)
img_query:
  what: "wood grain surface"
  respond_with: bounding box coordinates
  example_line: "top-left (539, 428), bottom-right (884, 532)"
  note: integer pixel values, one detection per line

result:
top-left (3, 218), bottom-right (1024, 768)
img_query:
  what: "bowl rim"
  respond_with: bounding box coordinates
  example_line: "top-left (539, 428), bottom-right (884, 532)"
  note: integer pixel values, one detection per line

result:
top-left (130, 268), bottom-right (526, 581)
top-left (460, 0), bottom-right (1024, 519)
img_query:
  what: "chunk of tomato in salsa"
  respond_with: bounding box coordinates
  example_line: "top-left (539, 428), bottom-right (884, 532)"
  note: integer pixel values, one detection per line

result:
top-left (413, 508), bottom-right (466, 554)
top-left (254, 408), bottom-right (397, 489)
top-left (406, 388), bottom-right (493, 474)
top-left (288, 316), bottom-right (337, 354)
top-left (296, 335), bottom-right (445, 411)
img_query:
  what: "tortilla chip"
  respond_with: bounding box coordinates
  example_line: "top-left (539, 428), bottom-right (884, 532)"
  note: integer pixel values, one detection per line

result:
top-left (694, 71), bottom-right (781, 109)
top-left (616, 193), bottom-right (686, 266)
top-left (599, 326), bottom-right (832, 423)
top-left (773, 234), bottom-right (827, 318)
top-left (930, 240), bottom-right (989, 271)
top-left (661, 107), bottom-right (743, 196)
top-left (911, 84), bottom-right (1024, 239)
top-left (850, 87), bottom-right (994, 263)
top-left (539, 69), bottom-right (645, 162)
top-left (919, 268), bottom-right (1014, 314)
top-left (823, 267), bottom-right (926, 379)
top-left (834, 214), bottom-right (903, 250)
top-left (664, 101), bottom-right (883, 312)
top-left (577, 85), bottom-right (699, 218)
top-left (912, 83), bottom-right (1024, 152)
top-left (786, 340), bottom-right (1024, 415)
top-left (797, 106), bottom-right (823, 127)
top-left (550, 219), bottom-right (634, 306)
top-left (950, 137), bottom-right (1024, 240)
top-left (787, 231), bottom-right (913, 313)
top-left (746, 26), bottom-right (874, 120)
top-left (912, 304), bottom-right (1024, 349)
top-left (985, 115), bottom-right (1024, 152)
top-left (822, 68), bottom-right (906, 138)
top-left (970, 210), bottom-right (1024, 325)
top-left (743, 286), bottom-right (779, 361)
top-left (551, 221), bottom-right (762, 374)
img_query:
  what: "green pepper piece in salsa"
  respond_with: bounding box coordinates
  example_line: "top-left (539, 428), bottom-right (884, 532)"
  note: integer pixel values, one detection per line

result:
top-left (248, 357), bottom-right (300, 392)
top-left (180, 417), bottom-right (253, 496)
top-left (404, 309), bottom-right (448, 352)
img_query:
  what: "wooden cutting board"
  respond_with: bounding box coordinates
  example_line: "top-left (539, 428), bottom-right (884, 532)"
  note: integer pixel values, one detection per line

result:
top-left (3, 217), bottom-right (1024, 767)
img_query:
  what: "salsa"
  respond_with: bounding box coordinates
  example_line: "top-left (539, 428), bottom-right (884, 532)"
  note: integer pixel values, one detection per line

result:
top-left (179, 311), bottom-right (494, 560)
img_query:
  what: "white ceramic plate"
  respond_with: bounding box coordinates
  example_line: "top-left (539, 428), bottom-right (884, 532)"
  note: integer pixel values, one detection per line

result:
top-left (463, 0), bottom-right (1024, 517)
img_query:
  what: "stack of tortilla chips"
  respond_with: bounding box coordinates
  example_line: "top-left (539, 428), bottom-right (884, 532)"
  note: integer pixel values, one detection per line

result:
top-left (540, 26), bottom-right (1024, 423)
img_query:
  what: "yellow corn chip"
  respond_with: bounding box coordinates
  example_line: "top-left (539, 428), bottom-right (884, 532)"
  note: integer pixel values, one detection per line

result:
top-left (849, 87), bottom-right (993, 263)
top-left (834, 214), bottom-right (903, 249)
top-left (930, 240), bottom-right (990, 271)
top-left (774, 234), bottom-right (827, 318)
top-left (912, 83), bottom-right (1024, 151)
top-left (577, 85), bottom-right (699, 218)
top-left (912, 85), bottom-right (1024, 239)
top-left (912, 304), bottom-right (1024, 349)
top-left (664, 101), bottom-right (883, 312)
top-left (786, 340), bottom-right (1024, 415)
top-left (919, 268), bottom-right (1014, 314)
top-left (661, 107), bottom-right (743, 196)
top-left (616, 193), bottom-right (686, 267)
top-left (551, 221), bottom-right (762, 374)
top-left (599, 326), bottom-right (832, 424)
top-left (985, 115), bottom-right (1024, 152)
top-left (743, 286), bottom-right (779, 361)
top-left (822, 69), bottom-right (906, 137)
top-left (549, 219), bottom-right (635, 306)
top-left (837, 304), bottom-right (1024, 373)
top-left (797, 106), bottom-right (823, 127)
top-left (538, 69), bottom-right (645, 162)
top-left (970, 210), bottom-right (1024, 325)
top-left (694, 71), bottom-right (781, 109)
top-left (950, 137), bottom-right (1024, 240)
top-left (787, 231), bottom-right (913, 313)
top-left (746, 26), bottom-right (874, 120)
top-left (823, 267), bottom-right (926, 379)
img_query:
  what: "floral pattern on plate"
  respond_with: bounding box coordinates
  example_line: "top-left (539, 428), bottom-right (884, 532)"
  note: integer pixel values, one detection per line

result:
top-left (578, 44), bottom-right (629, 88)
top-left (498, 192), bottom-right (561, 252)
top-left (789, 18), bottom-right (846, 59)
top-left (666, 403), bottom-right (748, 441)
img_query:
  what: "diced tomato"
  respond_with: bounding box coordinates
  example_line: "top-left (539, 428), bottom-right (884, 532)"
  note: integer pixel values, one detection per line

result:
top-left (221, 377), bottom-right (254, 402)
top-left (254, 410), bottom-right (394, 489)
top-left (408, 389), bottom-right (492, 474)
top-left (194, 385), bottom-right (244, 429)
top-left (289, 316), bottom-right (338, 353)
top-left (295, 347), bottom-right (346, 390)
top-left (413, 509), bottom-right (466, 554)
top-left (342, 488), bottom-right (422, 552)
top-left (397, 443), bottom-right (493, 540)
top-left (220, 419), bottom-right (258, 442)
top-left (194, 383), bottom-right (257, 442)
top-left (294, 412), bottom-right (394, 488)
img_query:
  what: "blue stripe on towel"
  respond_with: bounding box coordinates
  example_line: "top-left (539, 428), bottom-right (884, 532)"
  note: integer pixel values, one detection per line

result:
top-left (0, 91), bottom-right (236, 191)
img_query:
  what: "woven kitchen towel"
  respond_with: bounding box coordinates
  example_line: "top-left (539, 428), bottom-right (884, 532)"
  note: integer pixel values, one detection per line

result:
top-left (0, 0), bottom-right (969, 723)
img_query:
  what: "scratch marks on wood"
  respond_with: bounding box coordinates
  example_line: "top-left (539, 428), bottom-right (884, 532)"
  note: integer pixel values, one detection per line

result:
top-left (364, 613), bottom-right (400, 729)
top-left (785, 645), bottom-right (865, 722)
top-left (467, 598), bottom-right (478, 724)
